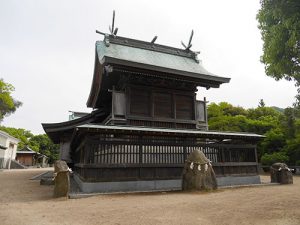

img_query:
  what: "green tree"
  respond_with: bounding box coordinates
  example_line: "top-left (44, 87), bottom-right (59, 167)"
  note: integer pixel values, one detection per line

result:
top-left (261, 151), bottom-right (289, 166)
top-left (209, 115), bottom-right (249, 132)
top-left (257, 0), bottom-right (300, 104)
top-left (208, 102), bottom-right (248, 119)
top-left (257, 0), bottom-right (300, 81)
top-left (30, 134), bottom-right (59, 164)
top-left (260, 128), bottom-right (286, 154)
top-left (208, 102), bottom-right (281, 135)
top-left (208, 102), bottom-right (250, 132)
top-left (208, 101), bottom-right (300, 165)
top-left (246, 117), bottom-right (278, 134)
top-left (0, 79), bottom-right (22, 121)
top-left (284, 134), bottom-right (300, 165)
top-left (0, 126), bottom-right (34, 149)
top-left (247, 106), bottom-right (281, 120)
top-left (207, 102), bottom-right (285, 159)
top-left (282, 107), bottom-right (296, 138)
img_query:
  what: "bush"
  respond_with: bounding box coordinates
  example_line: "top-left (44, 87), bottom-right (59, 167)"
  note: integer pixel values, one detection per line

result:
top-left (261, 152), bottom-right (289, 167)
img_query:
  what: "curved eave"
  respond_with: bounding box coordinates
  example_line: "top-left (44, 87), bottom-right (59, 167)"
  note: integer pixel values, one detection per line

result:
top-left (87, 50), bottom-right (103, 108)
top-left (42, 110), bottom-right (105, 143)
top-left (103, 56), bottom-right (230, 84)
top-left (42, 115), bottom-right (94, 133)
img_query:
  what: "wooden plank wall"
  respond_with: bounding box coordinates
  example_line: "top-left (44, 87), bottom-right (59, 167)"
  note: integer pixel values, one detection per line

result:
top-left (129, 87), bottom-right (195, 121)
top-left (74, 134), bottom-right (258, 182)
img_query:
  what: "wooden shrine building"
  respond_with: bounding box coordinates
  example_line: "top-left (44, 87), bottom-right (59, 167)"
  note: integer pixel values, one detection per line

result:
top-left (16, 146), bottom-right (49, 167)
top-left (43, 30), bottom-right (263, 193)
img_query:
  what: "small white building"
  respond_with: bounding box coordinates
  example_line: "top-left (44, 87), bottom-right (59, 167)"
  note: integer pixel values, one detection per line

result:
top-left (0, 130), bottom-right (20, 169)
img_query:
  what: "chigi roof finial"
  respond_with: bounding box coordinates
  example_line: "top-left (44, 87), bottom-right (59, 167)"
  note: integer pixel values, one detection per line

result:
top-left (181, 30), bottom-right (194, 51)
top-left (181, 30), bottom-right (201, 62)
top-left (109, 10), bottom-right (118, 35)
top-left (96, 10), bottom-right (118, 36)
top-left (151, 36), bottom-right (158, 44)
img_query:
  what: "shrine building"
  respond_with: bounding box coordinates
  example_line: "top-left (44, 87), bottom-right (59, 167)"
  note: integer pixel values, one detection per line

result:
top-left (43, 22), bottom-right (263, 193)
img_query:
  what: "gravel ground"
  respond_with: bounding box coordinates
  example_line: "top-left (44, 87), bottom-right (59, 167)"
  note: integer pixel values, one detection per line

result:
top-left (1, 169), bottom-right (300, 225)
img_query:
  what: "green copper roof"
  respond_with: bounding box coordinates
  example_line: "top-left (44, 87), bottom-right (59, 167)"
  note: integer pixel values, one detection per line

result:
top-left (87, 35), bottom-right (231, 108)
top-left (95, 36), bottom-right (230, 83)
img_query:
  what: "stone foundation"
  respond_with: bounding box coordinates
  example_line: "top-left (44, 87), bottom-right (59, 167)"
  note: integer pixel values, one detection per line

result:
top-left (73, 173), bottom-right (261, 193)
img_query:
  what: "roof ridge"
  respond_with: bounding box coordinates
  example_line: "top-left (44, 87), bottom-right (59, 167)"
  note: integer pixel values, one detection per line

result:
top-left (101, 35), bottom-right (199, 61)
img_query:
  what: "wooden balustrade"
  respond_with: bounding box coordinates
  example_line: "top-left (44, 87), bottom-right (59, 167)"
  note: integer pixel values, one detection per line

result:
top-left (73, 134), bottom-right (258, 182)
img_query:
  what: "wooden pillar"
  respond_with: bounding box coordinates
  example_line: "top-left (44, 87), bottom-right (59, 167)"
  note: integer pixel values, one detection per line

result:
top-left (138, 135), bottom-right (143, 179)
top-left (183, 138), bottom-right (187, 161)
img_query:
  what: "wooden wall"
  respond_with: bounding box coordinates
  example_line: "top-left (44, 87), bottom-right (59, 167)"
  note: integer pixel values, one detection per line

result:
top-left (16, 154), bottom-right (34, 166)
top-left (128, 86), bottom-right (195, 121)
top-left (73, 133), bottom-right (259, 182)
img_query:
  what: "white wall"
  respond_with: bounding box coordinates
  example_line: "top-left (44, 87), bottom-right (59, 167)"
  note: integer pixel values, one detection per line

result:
top-left (0, 131), bottom-right (19, 169)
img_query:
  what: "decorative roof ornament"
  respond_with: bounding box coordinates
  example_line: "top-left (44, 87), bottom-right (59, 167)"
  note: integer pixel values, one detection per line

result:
top-left (151, 36), bottom-right (158, 44)
top-left (96, 10), bottom-right (118, 37)
top-left (181, 30), bottom-right (200, 62)
top-left (96, 12), bottom-right (201, 62)
top-left (181, 30), bottom-right (194, 51)
top-left (109, 10), bottom-right (118, 36)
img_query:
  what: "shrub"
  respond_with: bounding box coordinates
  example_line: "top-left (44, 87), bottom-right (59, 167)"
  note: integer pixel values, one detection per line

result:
top-left (261, 152), bottom-right (289, 167)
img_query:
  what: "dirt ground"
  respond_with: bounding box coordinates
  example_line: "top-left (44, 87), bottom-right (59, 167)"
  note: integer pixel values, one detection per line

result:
top-left (1, 169), bottom-right (300, 225)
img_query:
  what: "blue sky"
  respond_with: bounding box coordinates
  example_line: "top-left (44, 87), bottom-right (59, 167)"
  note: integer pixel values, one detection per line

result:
top-left (0, 0), bottom-right (296, 134)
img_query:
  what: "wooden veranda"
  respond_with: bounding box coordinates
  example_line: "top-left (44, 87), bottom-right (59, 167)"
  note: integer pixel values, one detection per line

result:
top-left (72, 125), bottom-right (260, 182)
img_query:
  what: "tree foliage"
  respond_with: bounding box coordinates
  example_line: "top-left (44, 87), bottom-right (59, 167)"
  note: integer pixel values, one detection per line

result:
top-left (257, 0), bottom-right (300, 81)
top-left (282, 107), bottom-right (296, 138)
top-left (261, 151), bottom-right (289, 166)
top-left (0, 79), bottom-right (22, 121)
top-left (207, 101), bottom-right (300, 165)
top-left (208, 102), bottom-right (280, 134)
top-left (30, 134), bottom-right (59, 163)
top-left (260, 128), bottom-right (286, 154)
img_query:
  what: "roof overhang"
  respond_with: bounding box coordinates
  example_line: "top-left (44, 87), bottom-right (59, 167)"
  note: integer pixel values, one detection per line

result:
top-left (75, 124), bottom-right (265, 140)
top-left (42, 109), bottom-right (106, 143)
top-left (16, 151), bottom-right (36, 154)
top-left (102, 57), bottom-right (230, 84)
top-left (87, 36), bottom-right (231, 108)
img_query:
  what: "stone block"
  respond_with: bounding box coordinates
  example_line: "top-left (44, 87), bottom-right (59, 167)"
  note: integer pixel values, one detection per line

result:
top-left (182, 149), bottom-right (217, 191)
top-left (54, 160), bottom-right (70, 198)
top-left (270, 162), bottom-right (293, 184)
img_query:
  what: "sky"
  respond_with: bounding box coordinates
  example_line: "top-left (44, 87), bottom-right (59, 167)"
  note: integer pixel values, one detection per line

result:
top-left (0, 0), bottom-right (297, 134)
